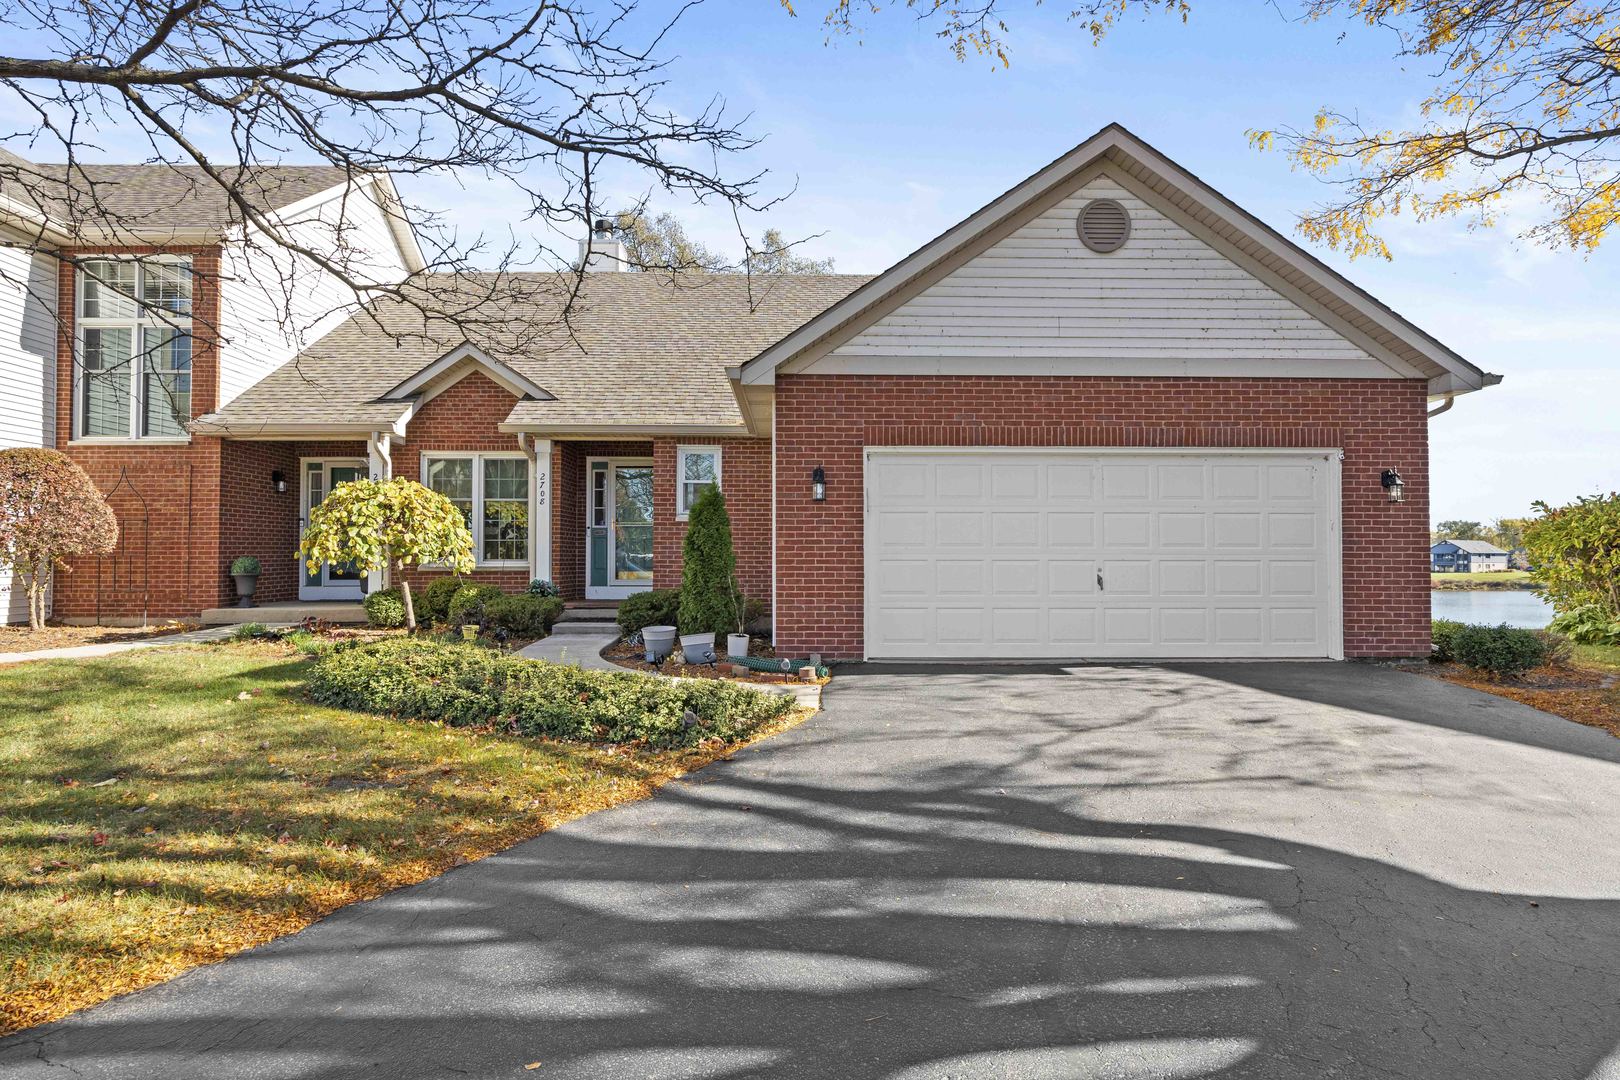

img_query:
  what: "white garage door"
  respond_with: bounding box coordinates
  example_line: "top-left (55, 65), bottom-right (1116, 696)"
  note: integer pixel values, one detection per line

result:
top-left (864, 449), bottom-right (1341, 660)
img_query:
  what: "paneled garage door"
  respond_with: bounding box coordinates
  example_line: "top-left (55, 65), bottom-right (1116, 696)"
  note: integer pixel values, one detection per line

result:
top-left (864, 449), bottom-right (1341, 660)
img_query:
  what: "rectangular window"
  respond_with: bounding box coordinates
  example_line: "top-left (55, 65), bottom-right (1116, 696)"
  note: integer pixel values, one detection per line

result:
top-left (676, 446), bottom-right (721, 519)
top-left (74, 257), bottom-right (193, 440)
top-left (424, 453), bottom-right (529, 566)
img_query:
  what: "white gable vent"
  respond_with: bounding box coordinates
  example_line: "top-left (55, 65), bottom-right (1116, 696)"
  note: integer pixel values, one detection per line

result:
top-left (1077, 198), bottom-right (1131, 253)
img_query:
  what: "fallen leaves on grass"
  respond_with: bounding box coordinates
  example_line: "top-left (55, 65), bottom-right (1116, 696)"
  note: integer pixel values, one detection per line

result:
top-left (0, 642), bottom-right (810, 1035)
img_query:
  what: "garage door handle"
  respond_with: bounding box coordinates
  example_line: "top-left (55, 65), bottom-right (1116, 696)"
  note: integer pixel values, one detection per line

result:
top-left (1097, 570), bottom-right (1104, 591)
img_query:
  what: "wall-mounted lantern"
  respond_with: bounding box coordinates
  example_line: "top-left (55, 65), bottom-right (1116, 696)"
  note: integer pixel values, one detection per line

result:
top-left (1380, 468), bottom-right (1404, 504)
top-left (271, 470), bottom-right (288, 494)
top-left (811, 465), bottom-right (827, 502)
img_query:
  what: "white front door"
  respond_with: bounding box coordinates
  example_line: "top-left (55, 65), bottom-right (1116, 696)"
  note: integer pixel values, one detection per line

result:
top-left (586, 458), bottom-right (654, 600)
top-left (864, 449), bottom-right (1342, 660)
top-left (299, 458), bottom-right (368, 600)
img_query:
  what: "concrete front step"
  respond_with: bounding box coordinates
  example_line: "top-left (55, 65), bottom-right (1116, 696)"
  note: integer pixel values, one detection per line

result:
top-left (549, 620), bottom-right (621, 636)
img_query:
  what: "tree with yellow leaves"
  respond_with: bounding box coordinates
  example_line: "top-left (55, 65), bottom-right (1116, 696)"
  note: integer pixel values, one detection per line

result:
top-left (800, 0), bottom-right (1620, 255)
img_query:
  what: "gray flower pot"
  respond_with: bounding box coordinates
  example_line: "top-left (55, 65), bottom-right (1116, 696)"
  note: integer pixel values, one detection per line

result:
top-left (233, 573), bottom-right (259, 608)
top-left (679, 632), bottom-right (717, 665)
top-left (643, 625), bottom-right (677, 663)
top-left (727, 633), bottom-right (751, 659)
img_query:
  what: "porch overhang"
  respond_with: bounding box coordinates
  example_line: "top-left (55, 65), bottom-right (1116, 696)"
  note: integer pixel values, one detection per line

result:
top-left (190, 413), bottom-right (413, 441)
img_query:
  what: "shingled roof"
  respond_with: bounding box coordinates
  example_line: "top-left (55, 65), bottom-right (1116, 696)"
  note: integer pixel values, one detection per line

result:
top-left (0, 146), bottom-right (353, 234)
top-left (196, 271), bottom-right (871, 436)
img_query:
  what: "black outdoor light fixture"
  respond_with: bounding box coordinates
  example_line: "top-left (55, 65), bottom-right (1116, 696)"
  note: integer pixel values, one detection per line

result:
top-left (811, 465), bottom-right (827, 502)
top-left (271, 470), bottom-right (288, 494)
top-left (1381, 468), bottom-right (1405, 504)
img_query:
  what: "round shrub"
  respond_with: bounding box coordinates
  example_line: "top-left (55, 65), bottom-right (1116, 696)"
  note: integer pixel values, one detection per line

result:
top-left (418, 576), bottom-right (467, 626)
top-left (230, 555), bottom-right (261, 576)
top-left (486, 594), bottom-right (565, 638)
top-left (447, 583), bottom-right (506, 627)
top-left (1450, 623), bottom-right (1547, 678)
top-left (363, 587), bottom-right (407, 628)
top-left (1431, 618), bottom-right (1466, 662)
top-left (527, 579), bottom-right (560, 598)
top-left (618, 588), bottom-right (681, 635)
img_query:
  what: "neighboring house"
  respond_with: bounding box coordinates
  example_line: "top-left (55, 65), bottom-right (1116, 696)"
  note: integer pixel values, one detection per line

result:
top-left (1431, 540), bottom-right (1511, 573)
top-left (1, 124), bottom-right (1500, 658)
top-left (0, 147), bottom-right (422, 623)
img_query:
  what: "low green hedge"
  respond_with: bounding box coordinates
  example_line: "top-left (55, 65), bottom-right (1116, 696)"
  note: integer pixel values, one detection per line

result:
top-left (364, 587), bottom-right (407, 629)
top-left (306, 638), bottom-right (793, 746)
top-left (618, 588), bottom-right (681, 635)
top-left (1449, 623), bottom-right (1546, 678)
top-left (1431, 618), bottom-right (1466, 662)
top-left (486, 594), bottom-right (565, 637)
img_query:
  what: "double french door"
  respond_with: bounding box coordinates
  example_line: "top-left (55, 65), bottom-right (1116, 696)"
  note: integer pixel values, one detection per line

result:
top-left (300, 459), bottom-right (367, 600)
top-left (586, 459), bottom-right (654, 600)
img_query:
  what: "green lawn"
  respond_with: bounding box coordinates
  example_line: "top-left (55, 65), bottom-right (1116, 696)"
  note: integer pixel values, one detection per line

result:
top-left (1573, 642), bottom-right (1620, 674)
top-left (1430, 570), bottom-right (1535, 589)
top-left (0, 641), bottom-right (798, 1034)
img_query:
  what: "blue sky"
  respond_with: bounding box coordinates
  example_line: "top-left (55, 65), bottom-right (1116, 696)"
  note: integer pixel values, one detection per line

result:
top-left (7, 1), bottom-right (1614, 525)
top-left (409, 1), bottom-right (1619, 527)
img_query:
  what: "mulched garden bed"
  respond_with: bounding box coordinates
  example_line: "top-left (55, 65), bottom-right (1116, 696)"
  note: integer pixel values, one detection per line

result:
top-left (0, 621), bottom-right (201, 654)
top-left (1412, 661), bottom-right (1620, 739)
top-left (603, 637), bottom-right (828, 686)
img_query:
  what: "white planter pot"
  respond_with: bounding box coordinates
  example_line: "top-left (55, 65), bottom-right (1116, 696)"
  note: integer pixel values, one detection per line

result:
top-left (643, 625), bottom-right (677, 663)
top-left (679, 632), bottom-right (717, 665)
top-left (727, 633), bottom-right (751, 659)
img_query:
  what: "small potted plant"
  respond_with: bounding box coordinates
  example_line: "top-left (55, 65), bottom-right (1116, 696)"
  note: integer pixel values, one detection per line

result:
top-left (230, 556), bottom-right (262, 608)
top-left (726, 574), bottom-right (750, 661)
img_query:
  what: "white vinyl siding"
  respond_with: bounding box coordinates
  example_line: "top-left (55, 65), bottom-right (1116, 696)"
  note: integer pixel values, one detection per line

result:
top-left (0, 243), bottom-right (57, 625)
top-left (217, 180), bottom-right (410, 408)
top-left (806, 175), bottom-right (1394, 379)
top-left (865, 449), bottom-right (1341, 660)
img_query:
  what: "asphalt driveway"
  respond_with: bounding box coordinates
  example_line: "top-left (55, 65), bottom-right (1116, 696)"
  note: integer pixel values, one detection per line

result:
top-left (5, 662), bottom-right (1620, 1079)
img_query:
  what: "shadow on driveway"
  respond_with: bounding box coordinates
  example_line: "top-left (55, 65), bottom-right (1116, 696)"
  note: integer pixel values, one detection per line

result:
top-left (4, 661), bottom-right (1619, 1078)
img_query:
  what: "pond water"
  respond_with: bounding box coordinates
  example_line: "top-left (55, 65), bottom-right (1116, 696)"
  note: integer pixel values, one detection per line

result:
top-left (1431, 590), bottom-right (1554, 629)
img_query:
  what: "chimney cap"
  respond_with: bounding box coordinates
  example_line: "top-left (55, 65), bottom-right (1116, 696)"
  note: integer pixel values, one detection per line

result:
top-left (592, 216), bottom-right (613, 235)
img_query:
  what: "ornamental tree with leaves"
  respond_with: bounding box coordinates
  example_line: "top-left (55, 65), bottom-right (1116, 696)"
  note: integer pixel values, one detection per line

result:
top-left (0, 448), bottom-right (118, 630)
top-left (299, 478), bottom-right (474, 631)
top-left (809, 0), bottom-right (1620, 254)
top-left (1525, 493), bottom-right (1620, 618)
top-left (677, 485), bottom-right (745, 641)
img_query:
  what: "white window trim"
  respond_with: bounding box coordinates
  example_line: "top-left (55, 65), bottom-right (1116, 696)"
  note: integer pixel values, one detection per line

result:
top-left (73, 255), bottom-right (194, 443)
top-left (675, 445), bottom-right (722, 520)
top-left (421, 451), bottom-right (532, 569)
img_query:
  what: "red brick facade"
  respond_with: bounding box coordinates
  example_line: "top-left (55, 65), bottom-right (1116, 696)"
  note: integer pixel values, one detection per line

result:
top-left (772, 374), bottom-right (1431, 660)
top-left (651, 437), bottom-right (772, 603)
top-left (52, 247), bottom-right (230, 622)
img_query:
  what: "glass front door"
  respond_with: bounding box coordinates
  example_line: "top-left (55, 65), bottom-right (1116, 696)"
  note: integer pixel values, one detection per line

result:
top-left (300, 459), bottom-right (367, 599)
top-left (587, 459), bottom-right (654, 599)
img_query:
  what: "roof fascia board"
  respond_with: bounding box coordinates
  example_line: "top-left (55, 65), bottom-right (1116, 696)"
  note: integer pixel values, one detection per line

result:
top-left (383, 342), bottom-right (553, 403)
top-left (496, 422), bottom-right (759, 438)
top-left (190, 414), bottom-right (411, 440)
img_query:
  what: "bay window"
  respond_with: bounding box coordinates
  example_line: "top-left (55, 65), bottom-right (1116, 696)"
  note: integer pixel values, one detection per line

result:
top-left (75, 258), bottom-right (193, 440)
top-left (424, 453), bottom-right (530, 566)
top-left (676, 446), bottom-right (721, 518)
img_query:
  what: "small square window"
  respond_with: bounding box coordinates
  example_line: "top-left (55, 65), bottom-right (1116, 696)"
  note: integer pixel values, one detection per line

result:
top-left (676, 447), bottom-right (721, 518)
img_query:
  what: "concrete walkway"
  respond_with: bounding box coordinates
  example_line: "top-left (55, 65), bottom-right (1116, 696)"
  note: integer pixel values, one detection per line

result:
top-left (4, 661), bottom-right (1618, 1078)
top-left (0, 625), bottom-right (240, 666)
